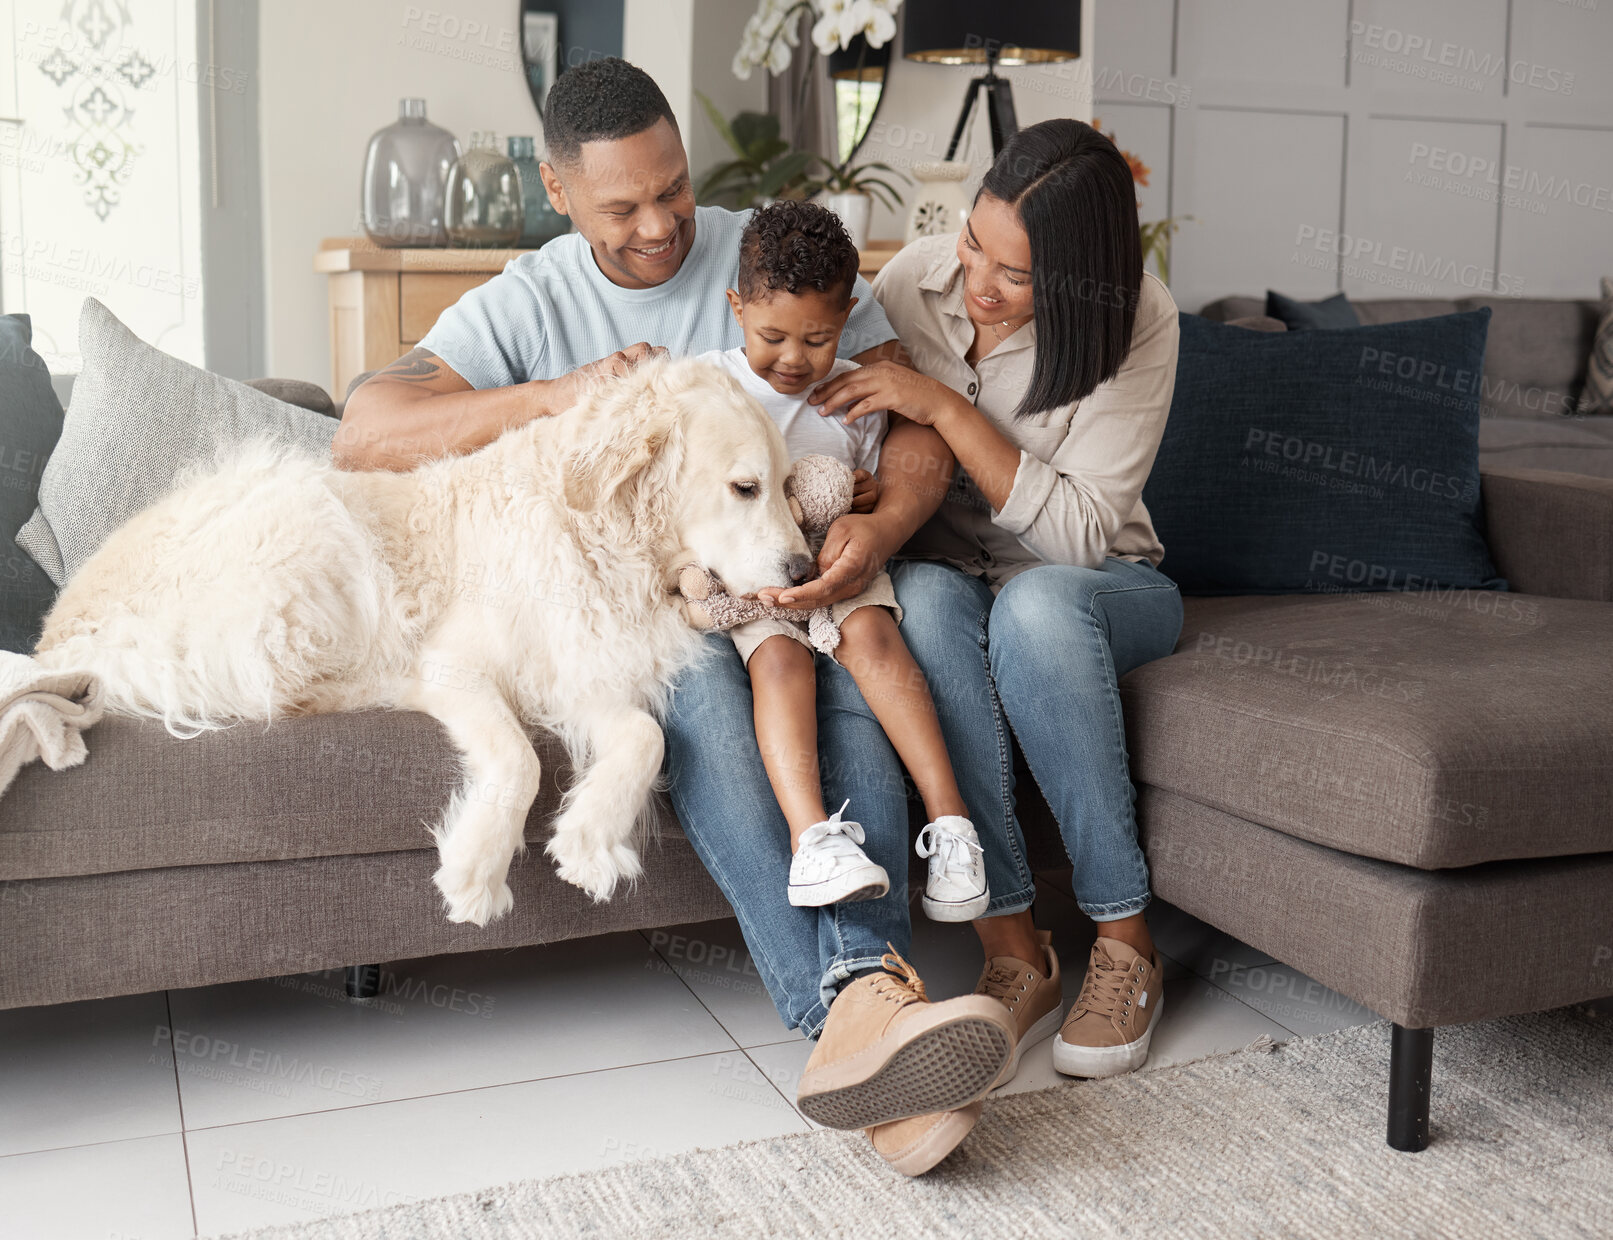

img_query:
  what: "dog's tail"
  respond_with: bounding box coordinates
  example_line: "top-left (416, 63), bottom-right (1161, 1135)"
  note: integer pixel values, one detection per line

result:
top-left (34, 620), bottom-right (249, 739)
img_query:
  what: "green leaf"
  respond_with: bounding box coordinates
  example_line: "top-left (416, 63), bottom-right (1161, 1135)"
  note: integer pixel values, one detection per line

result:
top-left (696, 91), bottom-right (744, 160)
top-left (695, 160), bottom-right (752, 202)
top-left (747, 137), bottom-right (791, 164)
top-left (757, 150), bottom-right (816, 198)
top-left (730, 111), bottom-right (780, 153)
top-left (854, 177), bottom-right (905, 205)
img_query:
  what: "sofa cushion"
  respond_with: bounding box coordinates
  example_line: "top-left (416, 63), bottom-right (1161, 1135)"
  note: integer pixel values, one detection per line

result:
top-left (16, 298), bottom-right (337, 586)
top-left (0, 709), bottom-right (675, 881)
top-left (0, 315), bottom-right (65, 652)
top-left (1200, 293), bottom-right (1599, 424)
top-left (1266, 290), bottom-right (1361, 330)
top-left (1141, 785), bottom-right (1613, 1028)
top-left (1582, 277), bottom-right (1613, 415)
top-left (1120, 591), bottom-right (1613, 870)
top-left (1460, 296), bottom-right (1598, 421)
top-left (1145, 310), bottom-right (1504, 595)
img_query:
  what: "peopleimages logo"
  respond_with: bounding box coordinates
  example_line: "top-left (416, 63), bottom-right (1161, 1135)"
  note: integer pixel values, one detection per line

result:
top-left (1292, 226), bottom-right (1526, 295)
top-left (1407, 144), bottom-right (1613, 215)
top-left (1243, 428), bottom-right (1473, 502)
top-left (1349, 21), bottom-right (1576, 93)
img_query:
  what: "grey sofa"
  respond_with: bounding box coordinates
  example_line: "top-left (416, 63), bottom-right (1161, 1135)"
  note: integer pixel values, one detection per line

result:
top-left (1202, 294), bottom-right (1613, 478)
top-left (2, 320), bottom-right (1610, 1157)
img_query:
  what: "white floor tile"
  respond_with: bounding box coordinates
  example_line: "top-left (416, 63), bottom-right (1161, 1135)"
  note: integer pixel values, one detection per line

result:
top-left (0, 1133), bottom-right (194, 1240)
top-left (1144, 899), bottom-right (1278, 980)
top-left (185, 1052), bottom-right (808, 1236)
top-left (166, 932), bottom-right (736, 1130)
top-left (0, 991), bottom-right (182, 1156)
top-left (743, 1039), bottom-right (818, 1126)
top-left (641, 920), bottom-right (795, 1048)
top-left (1144, 975), bottom-right (1293, 1069)
top-left (1199, 959), bottom-right (1379, 1036)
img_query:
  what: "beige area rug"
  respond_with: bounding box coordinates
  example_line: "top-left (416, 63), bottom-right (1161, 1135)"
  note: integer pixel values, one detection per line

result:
top-left (215, 1007), bottom-right (1612, 1240)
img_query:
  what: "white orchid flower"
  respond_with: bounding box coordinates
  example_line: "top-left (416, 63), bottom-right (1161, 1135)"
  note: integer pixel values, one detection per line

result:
top-left (847, 0), bottom-right (898, 49)
top-left (811, 6), bottom-right (849, 55)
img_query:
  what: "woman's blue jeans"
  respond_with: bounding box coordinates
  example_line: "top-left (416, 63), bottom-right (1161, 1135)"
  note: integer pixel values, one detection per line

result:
top-left (888, 557), bottom-right (1184, 922)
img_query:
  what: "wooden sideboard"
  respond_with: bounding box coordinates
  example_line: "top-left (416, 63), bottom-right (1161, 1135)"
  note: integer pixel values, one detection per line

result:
top-left (315, 236), bottom-right (904, 401)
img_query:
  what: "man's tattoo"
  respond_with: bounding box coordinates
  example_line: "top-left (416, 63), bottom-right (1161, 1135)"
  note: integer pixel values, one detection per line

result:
top-left (378, 348), bottom-right (443, 383)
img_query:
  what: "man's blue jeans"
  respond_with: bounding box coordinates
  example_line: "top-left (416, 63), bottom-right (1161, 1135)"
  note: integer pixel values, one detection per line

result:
top-left (889, 557), bottom-right (1184, 922)
top-left (663, 633), bottom-right (912, 1039)
top-left (661, 556), bottom-right (1182, 1039)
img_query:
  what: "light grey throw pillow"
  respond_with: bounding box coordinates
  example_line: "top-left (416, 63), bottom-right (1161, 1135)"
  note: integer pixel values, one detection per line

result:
top-left (16, 298), bottom-right (338, 586)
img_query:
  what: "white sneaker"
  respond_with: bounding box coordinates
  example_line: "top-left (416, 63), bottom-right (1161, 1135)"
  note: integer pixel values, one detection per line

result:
top-left (915, 815), bottom-right (989, 921)
top-left (788, 802), bottom-right (891, 907)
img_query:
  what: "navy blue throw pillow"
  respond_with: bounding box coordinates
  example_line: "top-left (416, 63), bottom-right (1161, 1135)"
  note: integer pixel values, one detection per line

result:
top-left (1266, 289), bottom-right (1362, 331)
top-left (1144, 310), bottom-right (1505, 596)
top-left (0, 315), bottom-right (64, 651)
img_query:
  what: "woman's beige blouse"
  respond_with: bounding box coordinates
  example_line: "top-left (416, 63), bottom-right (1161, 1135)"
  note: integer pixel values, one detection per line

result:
top-left (872, 232), bottom-right (1180, 590)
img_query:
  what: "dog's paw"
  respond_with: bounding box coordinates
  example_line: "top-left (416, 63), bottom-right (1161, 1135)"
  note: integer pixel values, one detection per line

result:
top-left (547, 832), bottom-right (639, 903)
top-left (432, 864), bottom-right (515, 926)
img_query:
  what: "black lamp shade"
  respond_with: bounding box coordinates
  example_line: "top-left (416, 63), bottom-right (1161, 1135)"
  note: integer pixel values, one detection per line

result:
top-left (904, 0), bottom-right (1081, 65)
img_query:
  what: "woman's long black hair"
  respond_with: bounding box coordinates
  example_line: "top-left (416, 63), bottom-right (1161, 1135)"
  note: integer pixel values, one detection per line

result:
top-left (978, 119), bottom-right (1144, 417)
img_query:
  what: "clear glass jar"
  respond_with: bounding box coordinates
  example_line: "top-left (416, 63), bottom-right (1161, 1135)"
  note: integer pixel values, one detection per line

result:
top-left (506, 135), bottom-right (571, 249)
top-left (445, 132), bottom-right (524, 248)
top-left (361, 98), bottom-right (460, 248)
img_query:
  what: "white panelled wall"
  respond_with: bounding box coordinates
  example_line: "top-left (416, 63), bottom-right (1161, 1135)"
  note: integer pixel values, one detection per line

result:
top-left (1094, 0), bottom-right (1613, 311)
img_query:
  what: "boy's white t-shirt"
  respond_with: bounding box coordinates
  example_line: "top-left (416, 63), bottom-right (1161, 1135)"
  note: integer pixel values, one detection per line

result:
top-left (698, 347), bottom-right (887, 473)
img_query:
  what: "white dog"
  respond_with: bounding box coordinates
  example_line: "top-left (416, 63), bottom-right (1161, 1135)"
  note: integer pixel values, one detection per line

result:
top-left (32, 356), bottom-right (811, 925)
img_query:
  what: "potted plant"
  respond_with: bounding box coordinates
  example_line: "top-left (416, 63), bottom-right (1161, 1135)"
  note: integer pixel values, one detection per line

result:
top-left (807, 156), bottom-right (906, 250)
top-left (1095, 117), bottom-right (1192, 285)
top-left (694, 93), bottom-right (816, 208)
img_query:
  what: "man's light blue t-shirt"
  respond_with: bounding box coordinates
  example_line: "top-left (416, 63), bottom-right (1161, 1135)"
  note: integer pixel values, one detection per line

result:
top-left (417, 205), bottom-right (896, 389)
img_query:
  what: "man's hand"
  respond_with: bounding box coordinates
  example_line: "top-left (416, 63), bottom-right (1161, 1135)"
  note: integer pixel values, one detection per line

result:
top-left (850, 468), bottom-right (880, 514)
top-left (550, 342), bottom-right (666, 413)
top-left (758, 513), bottom-right (892, 610)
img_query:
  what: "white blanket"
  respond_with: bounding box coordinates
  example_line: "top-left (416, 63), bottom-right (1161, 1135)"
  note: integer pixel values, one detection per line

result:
top-left (0, 650), bottom-right (105, 799)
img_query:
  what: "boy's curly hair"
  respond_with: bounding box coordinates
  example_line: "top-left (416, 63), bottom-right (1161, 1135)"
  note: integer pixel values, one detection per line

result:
top-left (737, 200), bottom-right (860, 305)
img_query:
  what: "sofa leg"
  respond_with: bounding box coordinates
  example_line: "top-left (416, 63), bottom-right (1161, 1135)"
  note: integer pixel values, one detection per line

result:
top-left (345, 964), bottom-right (380, 999)
top-left (1387, 1024), bottom-right (1434, 1151)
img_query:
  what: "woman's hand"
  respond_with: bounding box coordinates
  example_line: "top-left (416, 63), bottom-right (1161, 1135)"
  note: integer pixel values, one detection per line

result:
top-left (757, 512), bottom-right (894, 610)
top-left (809, 360), bottom-right (968, 429)
top-left (850, 469), bottom-right (879, 514)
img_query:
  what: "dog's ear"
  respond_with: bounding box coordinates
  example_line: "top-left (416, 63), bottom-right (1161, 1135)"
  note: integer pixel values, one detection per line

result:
top-left (563, 404), bottom-right (675, 512)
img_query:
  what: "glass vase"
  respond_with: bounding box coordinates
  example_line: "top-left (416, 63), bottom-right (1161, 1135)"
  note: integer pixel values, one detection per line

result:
top-left (361, 98), bottom-right (460, 248)
top-left (506, 135), bottom-right (571, 249)
top-left (445, 132), bottom-right (524, 248)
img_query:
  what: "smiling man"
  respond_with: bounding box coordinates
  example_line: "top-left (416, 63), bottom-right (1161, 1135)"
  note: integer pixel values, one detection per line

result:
top-left (335, 58), bottom-right (998, 1176)
top-left (334, 59), bottom-right (899, 470)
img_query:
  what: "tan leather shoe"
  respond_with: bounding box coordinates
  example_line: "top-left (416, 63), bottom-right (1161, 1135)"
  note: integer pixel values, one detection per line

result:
top-left (975, 928), bottom-right (1062, 1089)
top-left (867, 1103), bottom-right (982, 1176)
top-left (1052, 936), bottom-right (1164, 1078)
top-left (796, 947), bottom-right (1013, 1130)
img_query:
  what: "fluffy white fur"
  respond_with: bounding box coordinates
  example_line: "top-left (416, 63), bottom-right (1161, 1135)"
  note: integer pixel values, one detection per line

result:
top-left (33, 356), bottom-right (810, 925)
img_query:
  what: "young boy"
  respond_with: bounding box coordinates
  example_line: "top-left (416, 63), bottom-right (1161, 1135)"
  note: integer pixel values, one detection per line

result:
top-left (696, 201), bottom-right (988, 919)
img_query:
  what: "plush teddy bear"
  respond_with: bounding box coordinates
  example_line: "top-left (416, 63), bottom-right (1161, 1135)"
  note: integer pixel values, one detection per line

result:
top-left (677, 453), bottom-right (854, 655)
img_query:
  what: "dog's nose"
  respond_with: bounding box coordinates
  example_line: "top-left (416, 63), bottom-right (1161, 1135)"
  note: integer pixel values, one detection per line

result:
top-left (786, 553), bottom-right (813, 584)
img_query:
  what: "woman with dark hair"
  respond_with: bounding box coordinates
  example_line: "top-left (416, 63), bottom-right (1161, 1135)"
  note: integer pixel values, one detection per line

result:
top-left (804, 117), bottom-right (1183, 1087)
